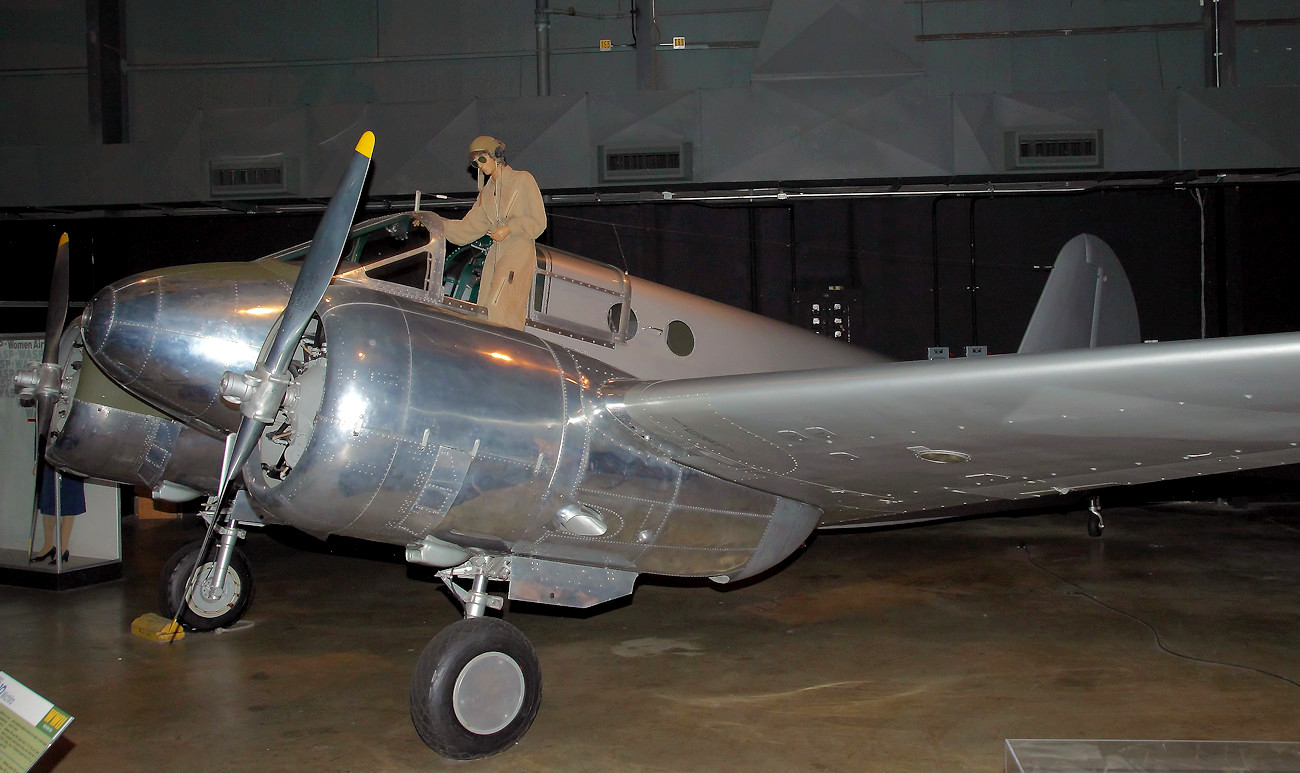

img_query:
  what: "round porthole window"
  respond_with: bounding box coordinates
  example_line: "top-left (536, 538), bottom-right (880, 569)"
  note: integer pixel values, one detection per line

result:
top-left (666, 320), bottom-right (694, 356)
top-left (607, 303), bottom-right (638, 338)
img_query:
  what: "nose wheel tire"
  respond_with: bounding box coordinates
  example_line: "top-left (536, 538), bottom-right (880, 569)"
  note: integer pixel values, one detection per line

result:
top-left (410, 617), bottom-right (542, 760)
top-left (159, 540), bottom-right (255, 631)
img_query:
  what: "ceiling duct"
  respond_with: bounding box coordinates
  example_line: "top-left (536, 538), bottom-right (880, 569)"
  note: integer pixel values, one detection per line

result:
top-left (209, 155), bottom-right (300, 198)
top-left (1006, 130), bottom-right (1102, 170)
top-left (598, 143), bottom-right (693, 183)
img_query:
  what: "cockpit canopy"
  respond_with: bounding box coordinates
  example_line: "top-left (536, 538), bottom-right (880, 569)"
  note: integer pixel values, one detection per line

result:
top-left (257, 211), bottom-right (634, 347)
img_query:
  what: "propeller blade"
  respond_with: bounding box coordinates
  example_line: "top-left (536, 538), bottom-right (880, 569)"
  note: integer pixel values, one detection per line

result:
top-left (32, 233), bottom-right (71, 443)
top-left (43, 234), bottom-right (70, 365)
top-left (265, 131), bottom-right (374, 374)
top-left (218, 131), bottom-right (375, 494)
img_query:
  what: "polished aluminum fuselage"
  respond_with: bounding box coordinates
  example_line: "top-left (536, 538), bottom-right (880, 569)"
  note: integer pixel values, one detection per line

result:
top-left (68, 212), bottom-right (847, 579)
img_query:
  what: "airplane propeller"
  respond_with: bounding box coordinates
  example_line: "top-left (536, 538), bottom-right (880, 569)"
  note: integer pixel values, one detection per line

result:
top-left (15, 233), bottom-right (71, 443)
top-left (163, 132), bottom-right (375, 633)
top-left (216, 131), bottom-right (375, 504)
top-left (13, 233), bottom-right (72, 560)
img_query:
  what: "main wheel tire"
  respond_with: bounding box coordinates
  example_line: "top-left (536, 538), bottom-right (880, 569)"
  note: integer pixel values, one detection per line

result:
top-left (159, 540), bottom-right (255, 631)
top-left (410, 617), bottom-right (542, 760)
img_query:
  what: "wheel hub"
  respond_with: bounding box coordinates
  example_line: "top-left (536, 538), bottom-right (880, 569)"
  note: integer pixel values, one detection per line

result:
top-left (191, 563), bottom-right (242, 617)
top-left (452, 651), bottom-right (525, 735)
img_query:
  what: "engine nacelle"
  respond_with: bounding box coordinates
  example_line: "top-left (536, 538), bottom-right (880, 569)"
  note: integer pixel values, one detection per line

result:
top-left (47, 323), bottom-right (221, 499)
top-left (246, 286), bottom-right (819, 581)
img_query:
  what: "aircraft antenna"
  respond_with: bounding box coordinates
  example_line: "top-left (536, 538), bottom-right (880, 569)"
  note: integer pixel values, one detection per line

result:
top-left (611, 223), bottom-right (629, 273)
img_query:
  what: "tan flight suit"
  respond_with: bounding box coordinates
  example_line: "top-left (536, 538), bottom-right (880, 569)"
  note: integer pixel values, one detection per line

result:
top-left (443, 165), bottom-right (546, 330)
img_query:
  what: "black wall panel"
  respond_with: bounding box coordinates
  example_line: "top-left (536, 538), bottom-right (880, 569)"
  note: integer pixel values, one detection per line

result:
top-left (5, 184), bottom-right (1298, 365)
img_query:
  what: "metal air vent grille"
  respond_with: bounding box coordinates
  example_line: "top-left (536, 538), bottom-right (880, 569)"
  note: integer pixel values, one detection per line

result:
top-left (598, 144), bottom-right (692, 183)
top-left (1007, 131), bottom-right (1102, 169)
top-left (209, 156), bottom-right (300, 198)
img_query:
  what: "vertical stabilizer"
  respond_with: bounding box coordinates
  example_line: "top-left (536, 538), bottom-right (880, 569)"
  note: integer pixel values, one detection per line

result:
top-left (1017, 234), bottom-right (1140, 354)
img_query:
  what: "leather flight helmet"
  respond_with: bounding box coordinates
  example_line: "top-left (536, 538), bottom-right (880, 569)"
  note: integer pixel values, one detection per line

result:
top-left (468, 136), bottom-right (505, 162)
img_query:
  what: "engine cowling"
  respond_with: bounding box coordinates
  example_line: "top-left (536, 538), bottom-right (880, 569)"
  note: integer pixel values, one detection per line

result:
top-left (47, 322), bottom-right (222, 498)
top-left (245, 285), bottom-right (820, 581)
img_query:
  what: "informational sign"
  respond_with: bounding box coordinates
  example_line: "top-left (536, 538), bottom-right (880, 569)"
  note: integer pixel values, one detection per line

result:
top-left (1, 334), bottom-right (123, 566)
top-left (0, 671), bottom-right (72, 773)
top-left (599, 39), bottom-right (612, 51)
top-left (672, 36), bottom-right (686, 49)
top-left (0, 338), bottom-right (40, 418)
top-left (0, 338), bottom-right (40, 552)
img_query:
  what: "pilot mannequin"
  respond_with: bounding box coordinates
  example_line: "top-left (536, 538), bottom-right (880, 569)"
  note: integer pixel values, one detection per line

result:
top-left (443, 136), bottom-right (547, 330)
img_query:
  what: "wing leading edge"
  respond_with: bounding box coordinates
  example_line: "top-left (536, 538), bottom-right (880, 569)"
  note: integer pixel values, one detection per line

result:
top-left (602, 332), bottom-right (1300, 527)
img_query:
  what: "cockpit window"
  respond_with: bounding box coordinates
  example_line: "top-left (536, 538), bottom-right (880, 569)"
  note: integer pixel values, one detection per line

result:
top-left (338, 218), bottom-right (438, 291)
top-left (275, 217), bottom-right (426, 274)
top-left (345, 219), bottom-right (420, 266)
top-left (363, 256), bottom-right (429, 289)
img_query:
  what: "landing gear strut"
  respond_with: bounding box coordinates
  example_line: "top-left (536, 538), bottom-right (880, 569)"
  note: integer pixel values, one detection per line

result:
top-left (1087, 496), bottom-right (1105, 538)
top-left (409, 556), bottom-right (541, 760)
top-left (159, 533), bottom-right (255, 630)
top-left (158, 495), bottom-right (258, 631)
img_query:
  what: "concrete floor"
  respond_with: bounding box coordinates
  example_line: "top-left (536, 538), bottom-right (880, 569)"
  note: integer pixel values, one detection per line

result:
top-left (3, 502), bottom-right (1299, 772)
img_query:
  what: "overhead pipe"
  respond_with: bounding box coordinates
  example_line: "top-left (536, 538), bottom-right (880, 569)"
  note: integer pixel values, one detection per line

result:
top-left (536, 0), bottom-right (551, 96)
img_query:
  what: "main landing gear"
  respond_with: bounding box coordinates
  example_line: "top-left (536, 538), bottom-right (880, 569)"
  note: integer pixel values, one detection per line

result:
top-left (410, 556), bottom-right (541, 761)
top-left (1087, 495), bottom-right (1105, 538)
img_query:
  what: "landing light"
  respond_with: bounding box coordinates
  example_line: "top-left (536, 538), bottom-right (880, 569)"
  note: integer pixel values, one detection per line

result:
top-left (488, 352), bottom-right (513, 362)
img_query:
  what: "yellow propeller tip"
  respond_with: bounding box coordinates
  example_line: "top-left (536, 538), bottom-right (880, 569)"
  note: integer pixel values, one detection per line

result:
top-left (356, 131), bottom-right (375, 159)
top-left (58, 233), bottom-right (69, 247)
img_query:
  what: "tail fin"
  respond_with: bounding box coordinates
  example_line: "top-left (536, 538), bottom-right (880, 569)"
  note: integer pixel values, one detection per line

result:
top-left (1017, 233), bottom-right (1140, 354)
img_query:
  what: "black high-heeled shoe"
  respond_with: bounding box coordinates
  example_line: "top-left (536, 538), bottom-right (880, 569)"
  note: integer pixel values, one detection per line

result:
top-left (50, 550), bottom-right (69, 565)
top-left (30, 548), bottom-right (54, 562)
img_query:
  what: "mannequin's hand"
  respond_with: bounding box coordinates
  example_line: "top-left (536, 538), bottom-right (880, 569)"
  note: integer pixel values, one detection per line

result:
top-left (490, 226), bottom-right (511, 241)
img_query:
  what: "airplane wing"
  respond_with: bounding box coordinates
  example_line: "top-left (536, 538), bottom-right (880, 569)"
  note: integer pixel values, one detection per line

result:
top-left (604, 332), bottom-right (1300, 527)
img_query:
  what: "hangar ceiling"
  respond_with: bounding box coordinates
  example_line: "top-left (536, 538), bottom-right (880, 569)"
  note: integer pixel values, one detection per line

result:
top-left (0, 0), bottom-right (1297, 213)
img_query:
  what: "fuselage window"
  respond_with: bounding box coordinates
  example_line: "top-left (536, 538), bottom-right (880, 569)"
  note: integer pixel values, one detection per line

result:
top-left (607, 303), bottom-right (638, 339)
top-left (666, 320), bottom-right (694, 356)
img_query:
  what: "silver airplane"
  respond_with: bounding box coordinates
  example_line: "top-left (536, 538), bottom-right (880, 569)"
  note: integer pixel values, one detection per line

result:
top-left (17, 132), bottom-right (1300, 760)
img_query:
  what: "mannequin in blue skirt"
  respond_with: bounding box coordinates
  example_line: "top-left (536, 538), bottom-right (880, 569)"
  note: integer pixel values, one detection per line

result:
top-left (31, 466), bottom-right (86, 564)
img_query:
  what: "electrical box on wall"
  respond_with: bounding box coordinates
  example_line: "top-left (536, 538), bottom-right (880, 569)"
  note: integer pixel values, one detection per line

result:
top-left (793, 286), bottom-right (862, 344)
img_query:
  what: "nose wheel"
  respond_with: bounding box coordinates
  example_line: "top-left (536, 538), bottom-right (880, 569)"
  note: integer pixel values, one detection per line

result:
top-left (159, 538), bottom-right (255, 631)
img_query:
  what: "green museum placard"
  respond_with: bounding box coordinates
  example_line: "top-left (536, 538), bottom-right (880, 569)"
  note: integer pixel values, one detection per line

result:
top-left (0, 671), bottom-right (72, 773)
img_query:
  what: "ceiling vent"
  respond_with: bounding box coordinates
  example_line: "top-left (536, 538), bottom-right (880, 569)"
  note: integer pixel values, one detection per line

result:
top-left (598, 143), bottom-right (692, 183)
top-left (1006, 130), bottom-right (1102, 170)
top-left (209, 155), bottom-right (300, 198)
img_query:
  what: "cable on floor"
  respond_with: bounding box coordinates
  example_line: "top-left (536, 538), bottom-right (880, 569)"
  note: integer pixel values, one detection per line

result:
top-left (1017, 543), bottom-right (1300, 691)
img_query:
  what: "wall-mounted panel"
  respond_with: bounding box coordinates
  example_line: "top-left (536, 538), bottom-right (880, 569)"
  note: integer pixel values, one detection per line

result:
top-left (1238, 25), bottom-right (1300, 86)
top-left (551, 51), bottom-right (638, 96)
top-left (128, 1), bottom-right (378, 64)
top-left (657, 49), bottom-right (760, 92)
top-left (0, 0), bottom-right (83, 71)
top-left (1178, 87), bottom-right (1300, 169)
top-left (0, 76), bottom-right (88, 146)
top-left (378, 0), bottom-right (537, 57)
